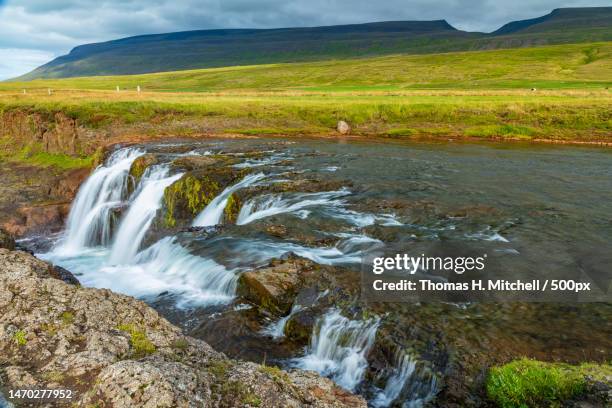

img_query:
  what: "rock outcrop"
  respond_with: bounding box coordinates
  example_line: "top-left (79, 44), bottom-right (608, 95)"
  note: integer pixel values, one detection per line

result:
top-left (0, 249), bottom-right (366, 407)
top-left (0, 229), bottom-right (15, 250)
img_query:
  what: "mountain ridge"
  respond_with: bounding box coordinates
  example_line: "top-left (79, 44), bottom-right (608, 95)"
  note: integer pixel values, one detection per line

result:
top-left (18, 7), bottom-right (612, 80)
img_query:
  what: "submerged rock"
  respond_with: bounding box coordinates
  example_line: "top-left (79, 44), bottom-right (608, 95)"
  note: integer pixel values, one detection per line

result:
top-left (0, 248), bottom-right (366, 408)
top-left (237, 256), bottom-right (317, 315)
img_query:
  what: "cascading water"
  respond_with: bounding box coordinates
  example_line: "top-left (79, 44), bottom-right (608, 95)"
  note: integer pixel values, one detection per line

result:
top-left (236, 189), bottom-right (402, 227)
top-left (370, 350), bottom-right (439, 408)
top-left (192, 173), bottom-right (265, 227)
top-left (372, 354), bottom-right (417, 408)
top-left (55, 148), bottom-right (143, 255)
top-left (236, 190), bottom-right (350, 225)
top-left (261, 304), bottom-right (303, 339)
top-left (108, 166), bottom-right (183, 264)
top-left (100, 237), bottom-right (238, 308)
top-left (293, 309), bottom-right (380, 392)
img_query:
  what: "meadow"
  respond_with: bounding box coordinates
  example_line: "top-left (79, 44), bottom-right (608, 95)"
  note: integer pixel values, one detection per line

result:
top-left (1, 42), bottom-right (610, 152)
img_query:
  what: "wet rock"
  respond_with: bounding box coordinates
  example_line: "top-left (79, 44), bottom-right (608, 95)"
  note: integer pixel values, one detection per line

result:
top-left (237, 256), bottom-right (317, 315)
top-left (172, 154), bottom-right (234, 171)
top-left (48, 167), bottom-right (90, 200)
top-left (337, 121), bottom-right (351, 135)
top-left (266, 224), bottom-right (288, 238)
top-left (0, 228), bottom-right (15, 250)
top-left (0, 248), bottom-right (366, 408)
top-left (284, 308), bottom-right (319, 343)
top-left (48, 264), bottom-right (80, 286)
top-left (129, 153), bottom-right (158, 185)
top-left (223, 193), bottom-right (241, 224)
top-left (161, 166), bottom-right (248, 228)
top-left (2, 202), bottom-right (70, 236)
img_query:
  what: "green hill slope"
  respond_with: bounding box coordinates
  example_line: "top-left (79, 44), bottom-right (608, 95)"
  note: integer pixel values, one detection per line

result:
top-left (18, 7), bottom-right (612, 80)
top-left (6, 42), bottom-right (611, 92)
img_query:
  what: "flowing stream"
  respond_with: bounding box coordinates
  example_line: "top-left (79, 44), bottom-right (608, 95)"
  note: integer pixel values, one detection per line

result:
top-left (33, 138), bottom-right (612, 407)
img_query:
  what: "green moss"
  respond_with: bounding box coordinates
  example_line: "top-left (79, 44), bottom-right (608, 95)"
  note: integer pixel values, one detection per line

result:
top-left (42, 370), bottom-right (65, 383)
top-left (117, 324), bottom-right (156, 358)
top-left (486, 358), bottom-right (601, 408)
top-left (258, 365), bottom-right (289, 385)
top-left (242, 393), bottom-right (262, 406)
top-left (4, 144), bottom-right (93, 170)
top-left (171, 338), bottom-right (189, 350)
top-left (13, 330), bottom-right (27, 346)
top-left (163, 174), bottom-right (220, 227)
top-left (60, 311), bottom-right (75, 326)
top-left (91, 146), bottom-right (105, 168)
top-left (223, 193), bottom-right (241, 223)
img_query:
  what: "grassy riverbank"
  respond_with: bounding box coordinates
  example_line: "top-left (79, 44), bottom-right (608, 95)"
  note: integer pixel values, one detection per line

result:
top-left (0, 42), bottom-right (610, 153)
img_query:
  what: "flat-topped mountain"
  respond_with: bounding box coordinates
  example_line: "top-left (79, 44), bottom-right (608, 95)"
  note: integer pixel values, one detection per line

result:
top-left (18, 7), bottom-right (612, 80)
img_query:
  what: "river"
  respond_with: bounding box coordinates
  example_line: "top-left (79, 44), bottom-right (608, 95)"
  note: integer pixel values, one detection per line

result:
top-left (32, 137), bottom-right (612, 407)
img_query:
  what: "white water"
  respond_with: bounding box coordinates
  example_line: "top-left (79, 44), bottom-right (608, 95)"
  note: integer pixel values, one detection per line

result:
top-left (261, 304), bottom-right (303, 339)
top-left (192, 173), bottom-right (265, 227)
top-left (108, 166), bottom-right (183, 264)
top-left (293, 309), bottom-right (380, 392)
top-left (372, 354), bottom-right (417, 408)
top-left (236, 189), bottom-right (402, 227)
top-left (55, 148), bottom-right (143, 255)
top-left (236, 190), bottom-right (350, 225)
top-left (218, 235), bottom-right (383, 267)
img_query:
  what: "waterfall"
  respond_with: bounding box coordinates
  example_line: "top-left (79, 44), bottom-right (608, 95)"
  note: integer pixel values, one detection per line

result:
top-left (55, 148), bottom-right (144, 255)
top-left (108, 166), bottom-right (183, 264)
top-left (94, 237), bottom-right (237, 308)
top-left (293, 309), bottom-right (380, 392)
top-left (370, 351), bottom-right (439, 408)
top-left (372, 354), bottom-right (417, 408)
top-left (261, 304), bottom-right (303, 339)
top-left (236, 190), bottom-right (350, 225)
top-left (236, 189), bottom-right (401, 227)
top-left (192, 173), bottom-right (265, 227)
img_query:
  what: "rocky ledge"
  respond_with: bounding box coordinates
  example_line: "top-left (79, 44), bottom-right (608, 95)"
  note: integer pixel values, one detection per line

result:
top-left (0, 248), bottom-right (366, 407)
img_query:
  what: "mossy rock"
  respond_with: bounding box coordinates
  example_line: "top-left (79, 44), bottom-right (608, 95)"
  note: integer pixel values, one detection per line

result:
top-left (172, 155), bottom-right (236, 171)
top-left (129, 154), bottom-right (158, 185)
top-left (162, 173), bottom-right (221, 227)
top-left (223, 193), bottom-right (242, 224)
top-left (284, 309), bottom-right (317, 343)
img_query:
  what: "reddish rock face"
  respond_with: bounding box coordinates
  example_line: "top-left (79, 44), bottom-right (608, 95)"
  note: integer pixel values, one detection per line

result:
top-left (49, 167), bottom-right (90, 200)
top-left (2, 203), bottom-right (71, 236)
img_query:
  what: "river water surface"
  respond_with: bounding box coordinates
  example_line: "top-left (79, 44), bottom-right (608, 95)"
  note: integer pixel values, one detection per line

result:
top-left (34, 138), bottom-right (612, 407)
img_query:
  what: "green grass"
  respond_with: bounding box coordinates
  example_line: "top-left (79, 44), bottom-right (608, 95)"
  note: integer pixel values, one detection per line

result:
top-left (2, 42), bottom-right (611, 92)
top-left (486, 359), bottom-right (611, 408)
top-left (0, 43), bottom-right (609, 146)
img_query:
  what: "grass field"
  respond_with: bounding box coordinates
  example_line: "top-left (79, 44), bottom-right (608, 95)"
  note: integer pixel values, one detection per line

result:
top-left (4, 42), bottom-right (611, 92)
top-left (1, 42), bottom-right (610, 159)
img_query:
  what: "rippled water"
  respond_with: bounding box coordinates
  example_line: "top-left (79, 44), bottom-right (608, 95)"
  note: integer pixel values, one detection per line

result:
top-left (34, 138), bottom-right (612, 407)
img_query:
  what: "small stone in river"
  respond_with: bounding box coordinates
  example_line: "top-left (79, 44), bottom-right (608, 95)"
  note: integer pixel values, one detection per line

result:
top-left (336, 120), bottom-right (351, 135)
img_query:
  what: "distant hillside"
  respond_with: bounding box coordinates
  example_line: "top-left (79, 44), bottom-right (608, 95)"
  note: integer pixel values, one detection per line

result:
top-left (18, 7), bottom-right (612, 80)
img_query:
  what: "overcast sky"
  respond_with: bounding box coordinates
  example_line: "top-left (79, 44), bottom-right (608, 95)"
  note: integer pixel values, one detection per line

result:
top-left (0, 0), bottom-right (607, 79)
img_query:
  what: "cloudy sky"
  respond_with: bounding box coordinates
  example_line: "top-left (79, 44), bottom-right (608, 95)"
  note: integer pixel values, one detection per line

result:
top-left (0, 0), bottom-right (607, 79)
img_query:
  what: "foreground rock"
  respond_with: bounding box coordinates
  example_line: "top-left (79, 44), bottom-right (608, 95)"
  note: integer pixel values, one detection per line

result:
top-left (0, 249), bottom-right (366, 408)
